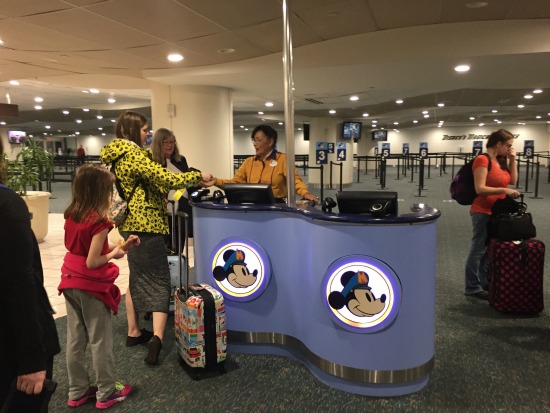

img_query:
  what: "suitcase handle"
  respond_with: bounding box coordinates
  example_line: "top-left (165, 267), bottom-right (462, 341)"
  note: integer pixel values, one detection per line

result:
top-left (176, 211), bottom-right (190, 298)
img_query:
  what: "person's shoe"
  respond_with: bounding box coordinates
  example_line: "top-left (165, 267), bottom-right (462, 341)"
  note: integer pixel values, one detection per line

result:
top-left (95, 382), bottom-right (132, 409)
top-left (465, 290), bottom-right (489, 300)
top-left (67, 386), bottom-right (98, 407)
top-left (144, 335), bottom-right (162, 365)
top-left (126, 328), bottom-right (153, 347)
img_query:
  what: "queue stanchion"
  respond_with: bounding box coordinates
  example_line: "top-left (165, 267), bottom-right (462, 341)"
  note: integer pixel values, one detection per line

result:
top-left (415, 158), bottom-right (426, 198)
top-left (306, 164), bottom-right (325, 203)
top-left (395, 157), bottom-right (401, 180)
top-left (426, 157), bottom-right (431, 179)
top-left (515, 159), bottom-right (522, 190)
top-left (374, 156), bottom-right (380, 179)
top-left (410, 157), bottom-right (415, 183)
top-left (379, 158), bottom-right (387, 189)
top-left (529, 161), bottom-right (543, 199)
top-left (523, 159), bottom-right (531, 193)
top-left (356, 156), bottom-right (361, 183)
top-left (339, 162), bottom-right (343, 192)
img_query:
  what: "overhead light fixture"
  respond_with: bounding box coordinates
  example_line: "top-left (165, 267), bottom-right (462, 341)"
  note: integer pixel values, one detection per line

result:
top-left (372, 120), bottom-right (378, 124)
top-left (107, 97), bottom-right (116, 103)
top-left (239, 125), bottom-right (244, 128)
top-left (98, 127), bottom-right (103, 130)
top-left (45, 125), bottom-right (51, 129)
top-left (413, 120), bottom-right (418, 124)
top-left (469, 117), bottom-right (476, 120)
top-left (62, 110), bottom-right (70, 115)
top-left (83, 108), bottom-right (90, 112)
top-left (111, 119), bottom-right (116, 123)
top-left (491, 110), bottom-right (498, 113)
top-left (34, 97), bottom-right (43, 103)
top-left (454, 64), bottom-right (470, 72)
top-left (396, 99), bottom-right (403, 104)
top-left (278, 122), bottom-right (284, 125)
top-left (424, 114), bottom-right (430, 118)
top-left (97, 115), bottom-right (103, 119)
top-left (533, 89), bottom-right (543, 94)
top-left (167, 53), bottom-right (184, 62)
top-left (258, 111), bottom-right (264, 115)
top-left (479, 123), bottom-right (485, 126)
top-left (76, 119), bottom-right (82, 123)
top-left (0, 122), bottom-right (5, 125)
top-left (75, 132), bottom-right (80, 135)
top-left (422, 110), bottom-right (429, 114)
top-left (393, 122), bottom-right (399, 125)
top-left (9, 80), bottom-right (19, 86)
top-left (265, 102), bottom-right (274, 107)
top-left (0, 39), bottom-right (4, 45)
top-left (524, 94), bottom-right (533, 99)
top-left (329, 110), bottom-right (336, 114)
top-left (34, 105), bottom-right (42, 110)
top-left (350, 96), bottom-right (359, 101)
top-left (518, 104), bottom-right (525, 108)
top-left (89, 89), bottom-right (100, 94)
top-left (536, 115), bottom-right (542, 119)
top-left (362, 113), bottom-right (369, 117)
top-left (438, 103), bottom-right (445, 107)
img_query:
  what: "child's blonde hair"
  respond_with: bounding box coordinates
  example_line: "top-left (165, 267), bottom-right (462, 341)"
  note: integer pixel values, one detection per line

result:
top-left (64, 164), bottom-right (114, 223)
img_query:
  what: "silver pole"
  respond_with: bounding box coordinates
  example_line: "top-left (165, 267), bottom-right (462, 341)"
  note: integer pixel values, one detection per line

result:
top-left (282, 0), bottom-right (296, 205)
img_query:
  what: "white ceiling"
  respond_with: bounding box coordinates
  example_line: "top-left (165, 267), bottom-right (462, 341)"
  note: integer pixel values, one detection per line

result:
top-left (1, 0), bottom-right (550, 137)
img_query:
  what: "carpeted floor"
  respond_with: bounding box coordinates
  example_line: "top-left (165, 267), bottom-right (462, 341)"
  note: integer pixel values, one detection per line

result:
top-left (48, 160), bottom-right (550, 412)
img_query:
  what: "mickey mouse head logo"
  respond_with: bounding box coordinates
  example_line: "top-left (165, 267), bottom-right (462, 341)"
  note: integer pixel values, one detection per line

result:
top-left (213, 249), bottom-right (258, 289)
top-left (328, 271), bottom-right (386, 317)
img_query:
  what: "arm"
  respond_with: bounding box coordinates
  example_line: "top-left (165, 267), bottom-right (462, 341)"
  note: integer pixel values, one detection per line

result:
top-left (86, 228), bottom-right (125, 269)
top-left (473, 163), bottom-right (520, 198)
top-left (294, 168), bottom-right (318, 204)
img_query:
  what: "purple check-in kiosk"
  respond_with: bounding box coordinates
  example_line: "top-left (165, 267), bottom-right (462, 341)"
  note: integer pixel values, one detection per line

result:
top-left (191, 202), bottom-right (440, 396)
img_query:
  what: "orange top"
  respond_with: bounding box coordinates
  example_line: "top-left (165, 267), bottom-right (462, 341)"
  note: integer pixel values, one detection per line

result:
top-left (470, 155), bottom-right (510, 215)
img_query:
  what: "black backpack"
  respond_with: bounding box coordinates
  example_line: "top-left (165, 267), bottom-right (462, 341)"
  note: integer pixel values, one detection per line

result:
top-left (450, 154), bottom-right (491, 205)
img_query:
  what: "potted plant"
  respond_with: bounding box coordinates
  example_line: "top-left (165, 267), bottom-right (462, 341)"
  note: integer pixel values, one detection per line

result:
top-left (5, 138), bottom-right (54, 242)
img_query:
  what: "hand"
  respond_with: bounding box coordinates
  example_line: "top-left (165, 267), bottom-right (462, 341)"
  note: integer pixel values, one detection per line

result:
top-left (508, 147), bottom-right (516, 159)
top-left (506, 188), bottom-right (521, 199)
top-left (123, 235), bottom-right (140, 251)
top-left (303, 193), bottom-right (319, 205)
top-left (112, 244), bottom-right (126, 259)
top-left (201, 172), bottom-right (217, 187)
top-left (17, 371), bottom-right (46, 395)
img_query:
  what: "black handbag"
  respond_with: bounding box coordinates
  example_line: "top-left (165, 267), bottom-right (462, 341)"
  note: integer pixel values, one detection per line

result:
top-left (488, 195), bottom-right (536, 241)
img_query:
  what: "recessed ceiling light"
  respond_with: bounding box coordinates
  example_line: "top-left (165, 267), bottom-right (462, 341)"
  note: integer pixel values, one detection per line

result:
top-left (82, 90), bottom-right (89, 94)
top-left (97, 115), bottom-right (103, 119)
top-left (278, 122), bottom-right (284, 125)
top-left (62, 110), bottom-right (69, 115)
top-left (491, 110), bottom-right (498, 113)
top-left (34, 105), bottom-right (42, 110)
top-left (98, 127), bottom-right (103, 130)
top-left (438, 103), bottom-right (445, 107)
top-left (107, 97), bottom-right (116, 103)
top-left (465, 2), bottom-right (488, 8)
top-left (396, 99), bottom-right (403, 104)
top-left (45, 125), bottom-right (51, 129)
top-left (454, 64), bottom-right (470, 72)
top-left (524, 94), bottom-right (533, 99)
top-left (76, 119), bottom-right (82, 123)
top-left (372, 120), bottom-right (378, 124)
top-left (413, 120), bottom-right (418, 123)
top-left (240, 125), bottom-right (244, 128)
top-left (217, 48), bottom-right (235, 54)
top-left (518, 104), bottom-right (525, 108)
top-left (533, 89), bottom-right (543, 94)
top-left (265, 102), bottom-right (274, 107)
top-left (536, 115), bottom-right (541, 119)
top-left (393, 122), bottom-right (399, 125)
top-left (350, 96), bottom-right (359, 101)
top-left (102, 133), bottom-right (106, 136)
top-left (362, 113), bottom-right (369, 117)
top-left (89, 89), bottom-right (100, 94)
top-left (424, 114), bottom-right (430, 118)
top-left (470, 117), bottom-right (476, 120)
top-left (0, 122), bottom-right (5, 125)
top-left (75, 132), bottom-right (80, 135)
top-left (111, 119), bottom-right (116, 123)
top-left (34, 97), bottom-right (43, 102)
top-left (9, 80), bottom-right (19, 86)
top-left (258, 111), bottom-right (264, 115)
top-left (479, 123), bottom-right (485, 126)
top-left (83, 108), bottom-right (89, 112)
top-left (422, 110), bottom-right (429, 114)
top-left (167, 53), bottom-right (184, 62)
top-left (329, 110), bottom-right (336, 114)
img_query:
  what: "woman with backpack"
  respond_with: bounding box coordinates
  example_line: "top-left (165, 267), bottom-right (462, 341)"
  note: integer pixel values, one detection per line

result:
top-left (464, 129), bottom-right (520, 300)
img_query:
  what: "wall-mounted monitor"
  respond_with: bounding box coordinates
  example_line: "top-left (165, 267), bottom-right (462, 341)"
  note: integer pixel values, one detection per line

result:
top-left (8, 130), bottom-right (27, 144)
top-left (224, 183), bottom-right (276, 205)
top-left (342, 121), bottom-right (362, 140)
top-left (372, 130), bottom-right (388, 141)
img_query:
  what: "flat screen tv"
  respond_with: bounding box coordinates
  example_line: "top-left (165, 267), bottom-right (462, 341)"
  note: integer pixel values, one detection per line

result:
top-left (8, 130), bottom-right (27, 144)
top-left (224, 183), bottom-right (276, 205)
top-left (335, 191), bottom-right (398, 217)
top-left (372, 130), bottom-right (388, 141)
top-left (342, 121), bottom-right (362, 140)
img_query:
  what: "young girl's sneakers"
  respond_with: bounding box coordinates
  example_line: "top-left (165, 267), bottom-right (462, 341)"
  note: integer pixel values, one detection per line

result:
top-left (67, 386), bottom-right (98, 407)
top-left (95, 382), bottom-right (132, 409)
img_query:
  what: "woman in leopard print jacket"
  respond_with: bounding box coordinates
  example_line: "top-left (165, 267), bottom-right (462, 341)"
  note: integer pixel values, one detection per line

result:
top-left (100, 111), bottom-right (215, 365)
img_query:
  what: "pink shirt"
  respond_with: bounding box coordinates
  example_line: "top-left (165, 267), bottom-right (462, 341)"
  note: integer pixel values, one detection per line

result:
top-left (471, 156), bottom-right (510, 215)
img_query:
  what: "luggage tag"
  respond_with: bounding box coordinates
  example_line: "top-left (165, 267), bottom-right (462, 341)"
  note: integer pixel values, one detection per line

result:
top-left (173, 189), bottom-right (185, 201)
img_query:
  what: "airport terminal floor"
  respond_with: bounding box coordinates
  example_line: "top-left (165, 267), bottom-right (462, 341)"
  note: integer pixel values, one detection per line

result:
top-left (40, 163), bottom-right (550, 412)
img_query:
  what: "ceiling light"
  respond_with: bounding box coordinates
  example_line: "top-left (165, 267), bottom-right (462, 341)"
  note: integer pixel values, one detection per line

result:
top-left (111, 119), bottom-right (116, 123)
top-left (76, 119), bottom-right (82, 123)
top-left (469, 117), bottom-right (476, 120)
top-left (89, 89), bottom-right (100, 94)
top-left (45, 125), bottom-right (51, 129)
top-left (413, 120), bottom-right (418, 124)
top-left (0, 39), bottom-right (4, 45)
top-left (438, 103), bottom-right (445, 107)
top-left (34, 105), bottom-right (42, 110)
top-left (479, 123), bottom-right (485, 126)
top-left (9, 80), bottom-right (19, 86)
top-left (62, 110), bottom-right (70, 115)
top-left (372, 120), bottom-right (378, 124)
top-left (350, 96), bottom-right (359, 101)
top-left (491, 110), bottom-right (498, 113)
top-left (97, 115), bottom-right (103, 119)
top-left (83, 108), bottom-right (89, 112)
top-left (82, 90), bottom-right (89, 94)
top-left (34, 97), bottom-right (43, 103)
top-left (396, 99), bottom-right (403, 104)
top-left (217, 48), bottom-right (235, 54)
top-left (362, 113), bottom-right (369, 117)
top-left (0, 122), bottom-right (5, 125)
top-left (536, 115), bottom-right (542, 119)
top-left (422, 110), bottom-right (429, 114)
top-left (465, 2), bottom-right (488, 8)
top-left (524, 94), bottom-right (533, 99)
top-left (167, 53), bottom-right (184, 62)
top-left (265, 102), bottom-right (274, 107)
top-left (454, 64), bottom-right (470, 72)
top-left (239, 125), bottom-right (244, 128)
top-left (494, 119), bottom-right (499, 122)
top-left (107, 97), bottom-right (116, 103)
top-left (329, 110), bottom-right (336, 114)
top-left (278, 122), bottom-right (284, 125)
top-left (75, 132), bottom-right (80, 135)
top-left (393, 122), bottom-right (399, 125)
top-left (258, 111), bottom-right (264, 115)
top-left (518, 104), bottom-right (525, 108)
top-left (98, 127), bottom-right (103, 130)
top-left (102, 133), bottom-right (106, 136)
top-left (424, 114), bottom-right (430, 118)
top-left (533, 89), bottom-right (543, 94)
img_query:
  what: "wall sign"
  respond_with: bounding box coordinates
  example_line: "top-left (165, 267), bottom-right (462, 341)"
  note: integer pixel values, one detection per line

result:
top-left (316, 142), bottom-right (328, 164)
top-left (210, 237), bottom-right (272, 302)
top-left (381, 143), bottom-right (390, 159)
top-left (472, 141), bottom-right (483, 156)
top-left (402, 143), bottom-right (409, 155)
top-left (336, 142), bottom-right (346, 161)
top-left (524, 140), bottom-right (534, 159)
top-left (419, 142), bottom-right (428, 159)
top-left (322, 255), bottom-right (402, 333)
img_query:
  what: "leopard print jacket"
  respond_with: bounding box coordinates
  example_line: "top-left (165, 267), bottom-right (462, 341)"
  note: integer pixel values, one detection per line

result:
top-left (100, 138), bottom-right (201, 234)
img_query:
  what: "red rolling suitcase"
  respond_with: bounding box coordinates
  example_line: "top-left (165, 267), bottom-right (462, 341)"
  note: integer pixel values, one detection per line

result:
top-left (173, 212), bottom-right (227, 379)
top-left (487, 238), bottom-right (545, 314)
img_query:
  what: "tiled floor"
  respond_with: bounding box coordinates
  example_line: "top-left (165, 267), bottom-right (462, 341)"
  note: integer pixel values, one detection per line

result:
top-left (39, 214), bottom-right (193, 319)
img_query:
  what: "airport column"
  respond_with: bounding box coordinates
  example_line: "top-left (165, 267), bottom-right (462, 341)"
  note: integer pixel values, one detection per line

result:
top-left (149, 81), bottom-right (233, 179)
top-left (306, 117), bottom-right (355, 188)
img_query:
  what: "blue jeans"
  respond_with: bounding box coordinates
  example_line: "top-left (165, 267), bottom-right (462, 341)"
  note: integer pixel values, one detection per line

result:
top-left (464, 212), bottom-right (490, 294)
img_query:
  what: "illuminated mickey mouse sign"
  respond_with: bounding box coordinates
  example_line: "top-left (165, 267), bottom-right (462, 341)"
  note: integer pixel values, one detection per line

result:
top-left (322, 255), bottom-right (402, 333)
top-left (210, 238), bottom-right (271, 302)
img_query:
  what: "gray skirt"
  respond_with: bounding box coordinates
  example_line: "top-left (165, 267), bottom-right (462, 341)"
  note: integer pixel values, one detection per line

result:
top-left (120, 232), bottom-right (170, 314)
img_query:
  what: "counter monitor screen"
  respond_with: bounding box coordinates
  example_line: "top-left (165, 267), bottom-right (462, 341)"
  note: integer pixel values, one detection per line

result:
top-left (224, 183), bottom-right (276, 205)
top-left (336, 191), bottom-right (398, 217)
top-left (372, 130), bottom-right (388, 141)
top-left (342, 121), bottom-right (362, 140)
